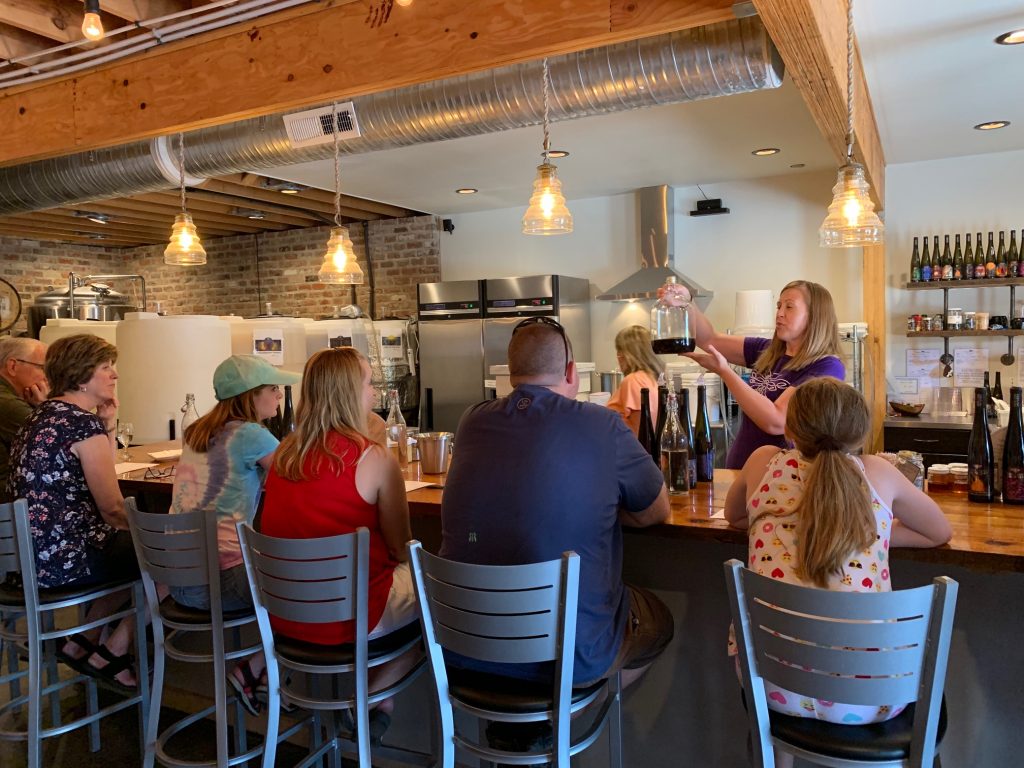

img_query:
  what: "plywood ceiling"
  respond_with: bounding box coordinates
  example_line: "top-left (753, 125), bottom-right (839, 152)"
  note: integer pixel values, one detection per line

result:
top-left (0, 172), bottom-right (420, 247)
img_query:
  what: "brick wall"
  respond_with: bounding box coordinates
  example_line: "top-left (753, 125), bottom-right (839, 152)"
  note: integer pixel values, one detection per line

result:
top-left (0, 216), bottom-right (442, 335)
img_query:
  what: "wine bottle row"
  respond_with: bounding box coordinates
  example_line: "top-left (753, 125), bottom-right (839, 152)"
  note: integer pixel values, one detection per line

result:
top-left (967, 384), bottom-right (1024, 504)
top-left (910, 230), bottom-right (1022, 282)
top-left (639, 384), bottom-right (714, 493)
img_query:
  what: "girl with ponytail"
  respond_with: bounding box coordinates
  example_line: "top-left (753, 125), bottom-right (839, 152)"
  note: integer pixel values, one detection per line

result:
top-left (724, 377), bottom-right (951, 740)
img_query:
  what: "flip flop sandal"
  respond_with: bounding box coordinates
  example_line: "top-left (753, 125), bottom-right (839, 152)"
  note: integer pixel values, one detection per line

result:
top-left (256, 674), bottom-right (297, 713)
top-left (226, 660), bottom-right (262, 716)
top-left (56, 633), bottom-right (97, 676)
top-left (86, 645), bottom-right (137, 695)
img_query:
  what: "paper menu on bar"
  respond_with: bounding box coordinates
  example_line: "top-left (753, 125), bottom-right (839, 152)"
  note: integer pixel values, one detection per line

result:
top-left (953, 348), bottom-right (988, 389)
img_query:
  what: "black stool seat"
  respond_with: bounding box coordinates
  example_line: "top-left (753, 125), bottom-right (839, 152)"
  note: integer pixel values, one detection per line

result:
top-left (158, 598), bottom-right (254, 625)
top-left (446, 667), bottom-right (606, 715)
top-left (274, 620), bottom-right (421, 666)
top-left (769, 699), bottom-right (947, 763)
top-left (0, 575), bottom-right (136, 607)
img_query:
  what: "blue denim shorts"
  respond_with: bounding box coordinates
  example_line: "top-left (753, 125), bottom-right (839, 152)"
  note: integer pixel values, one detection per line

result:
top-left (169, 563), bottom-right (254, 612)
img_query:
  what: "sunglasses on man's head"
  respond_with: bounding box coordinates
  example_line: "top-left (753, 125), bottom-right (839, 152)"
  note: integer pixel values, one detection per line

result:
top-left (512, 316), bottom-right (571, 366)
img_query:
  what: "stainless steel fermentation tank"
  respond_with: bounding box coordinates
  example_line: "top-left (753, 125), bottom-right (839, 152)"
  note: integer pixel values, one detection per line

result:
top-left (418, 275), bottom-right (591, 433)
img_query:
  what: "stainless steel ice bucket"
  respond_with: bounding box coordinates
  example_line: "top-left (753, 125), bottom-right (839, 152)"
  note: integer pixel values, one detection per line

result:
top-left (417, 431), bottom-right (453, 474)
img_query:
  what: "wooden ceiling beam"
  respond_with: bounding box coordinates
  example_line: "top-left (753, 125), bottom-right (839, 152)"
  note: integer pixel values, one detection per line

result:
top-left (0, 22), bottom-right (57, 64)
top-left (0, 223), bottom-right (149, 246)
top-left (0, 0), bottom-right (81, 44)
top-left (0, 0), bottom-right (737, 165)
top-left (92, 195), bottom-right (288, 230)
top-left (13, 208), bottom-right (247, 238)
top-left (138, 190), bottom-right (321, 227)
top-left (199, 179), bottom-right (386, 221)
top-left (232, 172), bottom-right (414, 218)
top-left (54, 201), bottom-right (270, 232)
top-left (99, 1), bottom-right (189, 25)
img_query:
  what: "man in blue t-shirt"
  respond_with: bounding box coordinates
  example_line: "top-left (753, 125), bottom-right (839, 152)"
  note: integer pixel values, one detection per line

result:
top-left (440, 318), bottom-right (674, 694)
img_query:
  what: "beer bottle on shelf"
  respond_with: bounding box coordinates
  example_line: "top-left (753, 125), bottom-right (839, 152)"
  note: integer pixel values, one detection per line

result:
top-left (921, 237), bottom-right (933, 282)
top-left (985, 232), bottom-right (997, 278)
top-left (1002, 387), bottom-right (1024, 504)
top-left (1007, 230), bottom-right (1019, 278)
top-left (659, 390), bottom-right (690, 495)
top-left (968, 388), bottom-right (995, 503)
top-left (964, 232), bottom-right (974, 278)
top-left (679, 386), bottom-right (698, 488)
top-left (996, 231), bottom-right (1008, 277)
top-left (941, 235), bottom-right (953, 280)
top-left (974, 232), bottom-right (987, 279)
top-left (910, 237), bottom-right (921, 282)
top-left (281, 385), bottom-right (296, 435)
top-left (638, 387), bottom-right (658, 465)
top-left (952, 234), bottom-right (964, 280)
top-left (694, 384), bottom-right (715, 483)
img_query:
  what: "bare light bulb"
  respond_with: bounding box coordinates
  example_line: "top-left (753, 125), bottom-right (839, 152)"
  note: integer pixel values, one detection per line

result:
top-left (395, 0), bottom-right (414, 6)
top-left (82, 12), bottom-right (104, 41)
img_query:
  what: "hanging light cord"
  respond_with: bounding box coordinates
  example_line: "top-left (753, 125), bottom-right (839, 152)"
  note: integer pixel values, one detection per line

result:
top-left (178, 131), bottom-right (187, 213)
top-left (844, 0), bottom-right (855, 162)
top-left (332, 102), bottom-right (342, 227)
top-left (541, 58), bottom-right (551, 163)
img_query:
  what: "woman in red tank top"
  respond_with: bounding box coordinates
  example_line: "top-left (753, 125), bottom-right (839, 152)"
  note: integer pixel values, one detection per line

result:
top-left (261, 347), bottom-right (419, 737)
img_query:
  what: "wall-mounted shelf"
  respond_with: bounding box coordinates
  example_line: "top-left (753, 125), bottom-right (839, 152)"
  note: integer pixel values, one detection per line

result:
top-left (905, 278), bottom-right (1024, 290)
top-left (907, 330), bottom-right (1020, 338)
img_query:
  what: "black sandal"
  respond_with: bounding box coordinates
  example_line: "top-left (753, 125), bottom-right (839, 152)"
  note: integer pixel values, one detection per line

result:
top-left (227, 660), bottom-right (262, 716)
top-left (56, 633), bottom-right (97, 676)
top-left (86, 644), bottom-right (137, 695)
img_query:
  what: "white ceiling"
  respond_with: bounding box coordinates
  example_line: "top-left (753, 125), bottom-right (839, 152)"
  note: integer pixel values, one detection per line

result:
top-left (262, 1), bottom-right (1024, 216)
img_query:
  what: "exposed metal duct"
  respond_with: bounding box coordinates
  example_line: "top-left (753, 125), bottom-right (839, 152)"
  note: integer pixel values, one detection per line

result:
top-left (0, 16), bottom-right (783, 215)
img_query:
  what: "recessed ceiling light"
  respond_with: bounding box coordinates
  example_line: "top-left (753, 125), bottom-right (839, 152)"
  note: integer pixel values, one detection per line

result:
top-left (752, 147), bottom-right (780, 156)
top-left (260, 179), bottom-right (306, 194)
top-left (789, 163), bottom-right (806, 169)
top-left (995, 29), bottom-right (1024, 45)
top-left (974, 121), bottom-right (1010, 131)
top-left (455, 188), bottom-right (478, 195)
top-left (543, 150), bottom-right (570, 159)
top-left (230, 207), bottom-right (267, 219)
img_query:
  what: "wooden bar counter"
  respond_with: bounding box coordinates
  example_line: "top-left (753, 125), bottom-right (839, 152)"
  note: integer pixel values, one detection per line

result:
top-left (119, 443), bottom-right (1024, 573)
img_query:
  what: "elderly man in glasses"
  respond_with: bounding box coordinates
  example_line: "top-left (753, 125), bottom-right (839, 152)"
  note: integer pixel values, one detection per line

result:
top-left (440, 317), bottom-right (674, 753)
top-left (0, 337), bottom-right (48, 500)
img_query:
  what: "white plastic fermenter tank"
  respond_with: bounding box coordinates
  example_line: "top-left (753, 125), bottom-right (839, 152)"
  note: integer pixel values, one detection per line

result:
top-left (117, 313), bottom-right (232, 444)
top-left (40, 318), bottom-right (119, 347)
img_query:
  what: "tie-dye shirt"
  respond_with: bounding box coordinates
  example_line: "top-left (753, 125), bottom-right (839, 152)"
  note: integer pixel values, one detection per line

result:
top-left (731, 448), bottom-right (905, 725)
top-left (171, 420), bottom-right (278, 570)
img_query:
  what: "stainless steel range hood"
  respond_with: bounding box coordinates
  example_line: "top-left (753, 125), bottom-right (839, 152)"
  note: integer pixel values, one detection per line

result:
top-left (597, 186), bottom-right (713, 309)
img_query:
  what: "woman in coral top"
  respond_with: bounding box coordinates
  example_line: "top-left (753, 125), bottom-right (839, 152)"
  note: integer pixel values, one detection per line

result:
top-left (606, 325), bottom-right (664, 435)
top-left (260, 347), bottom-right (419, 738)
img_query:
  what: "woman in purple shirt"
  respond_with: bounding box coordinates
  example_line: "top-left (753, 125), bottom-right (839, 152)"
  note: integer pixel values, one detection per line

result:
top-left (681, 280), bottom-right (845, 468)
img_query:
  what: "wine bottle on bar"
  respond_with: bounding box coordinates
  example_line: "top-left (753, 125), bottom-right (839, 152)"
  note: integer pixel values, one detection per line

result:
top-left (694, 384), bottom-right (714, 483)
top-left (941, 234), bottom-right (953, 280)
top-left (281, 385), bottom-right (296, 435)
top-left (910, 236), bottom-right (921, 282)
top-left (996, 231), bottom-right (1008, 277)
top-left (974, 232), bottom-right (987, 279)
top-left (679, 386), bottom-right (698, 488)
top-left (1002, 387), bottom-right (1024, 504)
top-left (638, 387), bottom-right (658, 465)
top-left (964, 232), bottom-right (974, 278)
top-left (654, 385), bottom-right (668, 447)
top-left (984, 372), bottom-right (995, 419)
top-left (921, 236), bottom-right (933, 281)
top-left (993, 371), bottom-right (1004, 403)
top-left (986, 232), bottom-right (996, 278)
top-left (968, 388), bottom-right (995, 502)
top-left (1008, 229), bottom-right (1020, 278)
top-left (952, 234), bottom-right (964, 280)
top-left (659, 389), bottom-right (690, 495)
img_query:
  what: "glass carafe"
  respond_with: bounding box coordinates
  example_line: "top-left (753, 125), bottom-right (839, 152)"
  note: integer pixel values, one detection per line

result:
top-left (651, 276), bottom-right (694, 354)
top-left (180, 393), bottom-right (200, 445)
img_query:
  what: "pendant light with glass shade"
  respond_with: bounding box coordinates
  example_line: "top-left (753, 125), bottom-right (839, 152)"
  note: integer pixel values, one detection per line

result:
top-left (522, 58), bottom-right (573, 235)
top-left (318, 103), bottom-right (364, 284)
top-left (163, 132), bottom-right (207, 265)
top-left (819, 0), bottom-right (884, 248)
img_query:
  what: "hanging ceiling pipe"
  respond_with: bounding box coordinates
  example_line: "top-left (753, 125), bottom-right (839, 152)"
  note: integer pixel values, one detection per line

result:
top-left (0, 16), bottom-right (782, 216)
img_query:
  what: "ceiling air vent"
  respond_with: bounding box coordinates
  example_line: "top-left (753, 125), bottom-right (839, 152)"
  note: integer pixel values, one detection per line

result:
top-left (282, 102), bottom-right (361, 148)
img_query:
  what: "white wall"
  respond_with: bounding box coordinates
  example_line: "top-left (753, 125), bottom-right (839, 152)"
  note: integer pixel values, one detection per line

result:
top-left (885, 148), bottom-right (1024, 396)
top-left (440, 169), bottom-right (863, 373)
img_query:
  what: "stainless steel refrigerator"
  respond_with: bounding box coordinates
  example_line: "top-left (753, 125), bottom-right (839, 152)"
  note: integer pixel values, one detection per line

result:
top-left (417, 280), bottom-right (485, 433)
top-left (483, 275), bottom-right (591, 373)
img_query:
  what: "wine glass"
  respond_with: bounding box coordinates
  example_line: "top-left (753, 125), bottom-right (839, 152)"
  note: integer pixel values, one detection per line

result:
top-left (116, 422), bottom-right (134, 461)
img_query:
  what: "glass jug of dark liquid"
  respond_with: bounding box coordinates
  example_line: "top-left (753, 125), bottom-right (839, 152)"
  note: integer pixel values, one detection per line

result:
top-left (651, 276), bottom-right (695, 353)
